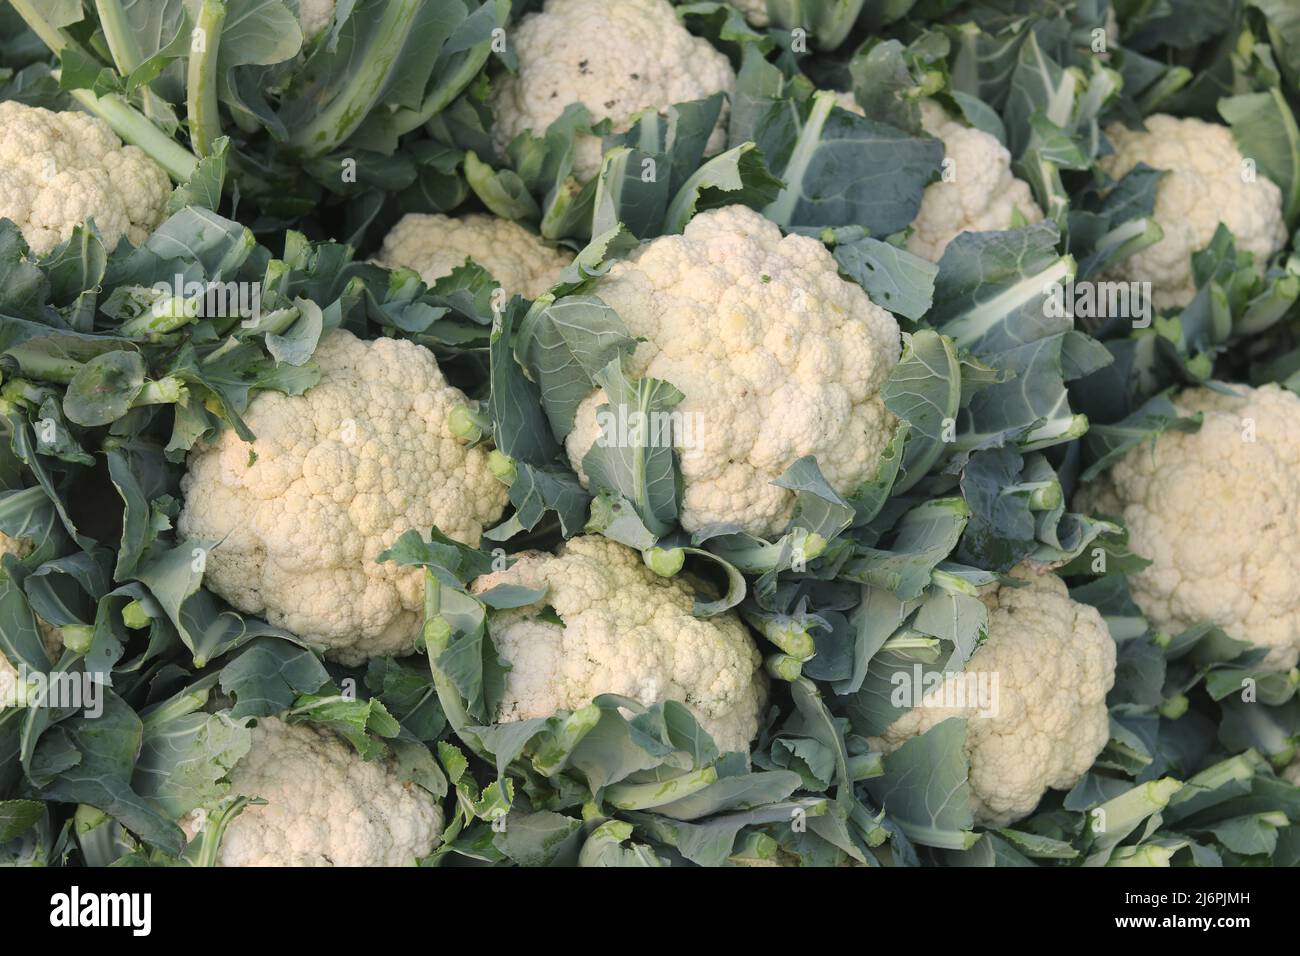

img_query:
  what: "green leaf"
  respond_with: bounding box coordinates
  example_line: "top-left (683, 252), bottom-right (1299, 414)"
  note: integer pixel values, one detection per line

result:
top-left (662, 142), bottom-right (783, 234)
top-left (845, 497), bottom-right (970, 601)
top-left (578, 819), bottom-right (665, 867)
top-left (882, 330), bottom-right (962, 490)
top-left (760, 89), bottom-right (942, 234)
top-left (33, 693), bottom-right (184, 855)
top-left (862, 717), bottom-right (979, 850)
top-left (580, 360), bottom-right (683, 537)
top-left (1219, 88), bottom-right (1300, 226)
top-left (0, 800), bottom-right (45, 842)
top-left (484, 462), bottom-right (591, 540)
top-left (62, 350), bottom-right (145, 426)
top-left (832, 234), bottom-right (937, 321)
top-left (514, 294), bottom-right (635, 439)
top-left (133, 708), bottom-right (251, 818)
top-left (493, 810), bottom-right (583, 866)
top-left (168, 137), bottom-right (229, 214)
top-left (1081, 394), bottom-right (1203, 481)
top-left (287, 693), bottom-right (400, 760)
top-left (217, 638), bottom-right (330, 718)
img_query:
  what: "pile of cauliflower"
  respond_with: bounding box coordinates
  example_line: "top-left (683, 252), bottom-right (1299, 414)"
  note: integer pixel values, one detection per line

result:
top-left (4, 0), bottom-right (1298, 875)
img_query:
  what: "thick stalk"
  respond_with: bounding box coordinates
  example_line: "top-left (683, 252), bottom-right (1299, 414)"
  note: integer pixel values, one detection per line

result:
top-left (604, 767), bottom-right (718, 811)
top-left (94, 0), bottom-right (165, 119)
top-left (141, 686), bottom-right (210, 731)
top-left (187, 0), bottom-right (227, 157)
top-left (66, 88), bottom-right (199, 182)
top-left (182, 796), bottom-right (258, 866)
top-left (287, 0), bottom-right (424, 155)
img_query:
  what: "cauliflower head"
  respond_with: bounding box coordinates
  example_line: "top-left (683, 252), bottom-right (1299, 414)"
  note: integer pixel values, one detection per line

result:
top-left (375, 213), bottom-right (574, 299)
top-left (186, 717), bottom-right (443, 866)
top-left (0, 532), bottom-right (64, 710)
top-left (0, 101), bottom-right (171, 256)
top-left (1098, 115), bottom-right (1288, 310)
top-left (492, 0), bottom-right (735, 180)
top-left (470, 536), bottom-right (767, 752)
top-left (564, 204), bottom-right (901, 538)
top-left (1076, 383), bottom-right (1300, 671)
top-left (906, 99), bottom-right (1044, 262)
top-left (870, 567), bottom-right (1116, 827)
top-left (178, 329), bottom-right (508, 665)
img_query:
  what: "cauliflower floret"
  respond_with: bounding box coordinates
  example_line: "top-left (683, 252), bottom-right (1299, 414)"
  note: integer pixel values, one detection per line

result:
top-left (870, 567), bottom-right (1116, 827)
top-left (1076, 384), bottom-right (1300, 671)
top-left (1284, 759), bottom-right (1299, 787)
top-left (0, 532), bottom-right (64, 710)
top-left (296, 0), bottom-right (334, 41)
top-left (493, 0), bottom-right (736, 180)
top-left (183, 717), bottom-right (443, 866)
top-left (0, 101), bottom-right (171, 256)
top-left (470, 536), bottom-right (767, 752)
top-left (1098, 115), bottom-right (1288, 310)
top-left (177, 329), bottom-right (508, 665)
top-left (564, 204), bottom-right (901, 538)
top-left (906, 99), bottom-right (1044, 262)
top-left (375, 213), bottom-right (574, 299)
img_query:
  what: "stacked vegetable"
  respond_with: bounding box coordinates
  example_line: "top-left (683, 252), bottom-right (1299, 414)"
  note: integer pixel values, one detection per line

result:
top-left (0, 0), bottom-right (1297, 869)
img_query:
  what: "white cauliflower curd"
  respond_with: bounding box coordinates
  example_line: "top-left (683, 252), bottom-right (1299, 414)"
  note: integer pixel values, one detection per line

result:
top-left (0, 101), bottom-right (172, 255)
top-left (375, 212), bottom-right (574, 299)
top-left (1098, 115), bottom-right (1288, 310)
top-left (906, 99), bottom-right (1043, 262)
top-left (870, 567), bottom-right (1116, 827)
top-left (470, 536), bottom-right (767, 752)
top-left (1076, 383), bottom-right (1300, 671)
top-left (564, 204), bottom-right (901, 538)
top-left (492, 0), bottom-right (736, 180)
top-left (178, 329), bottom-right (508, 665)
top-left (184, 717), bottom-right (443, 866)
